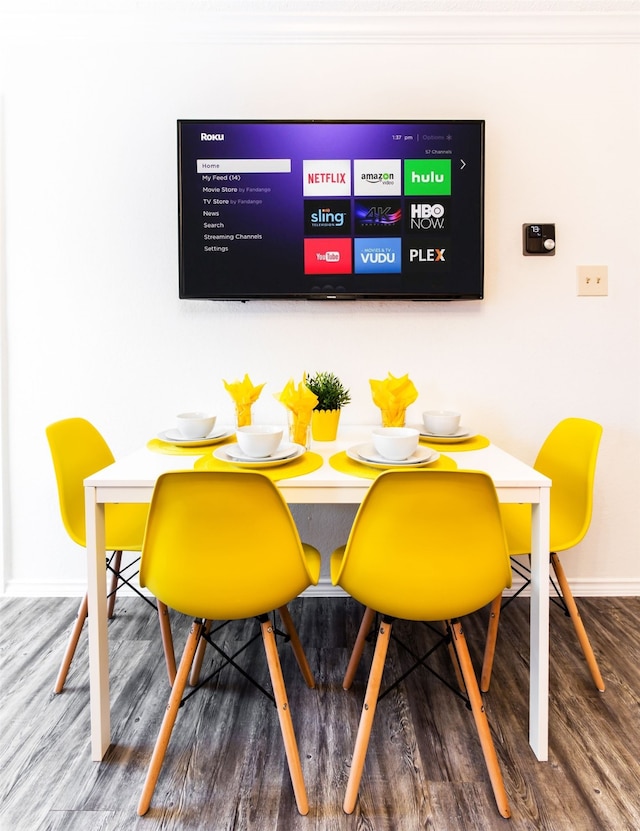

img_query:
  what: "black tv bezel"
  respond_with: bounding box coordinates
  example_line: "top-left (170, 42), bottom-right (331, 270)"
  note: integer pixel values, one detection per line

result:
top-left (177, 119), bottom-right (485, 302)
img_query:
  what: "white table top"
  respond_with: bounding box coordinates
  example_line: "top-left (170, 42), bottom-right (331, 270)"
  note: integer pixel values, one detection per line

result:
top-left (85, 425), bottom-right (550, 499)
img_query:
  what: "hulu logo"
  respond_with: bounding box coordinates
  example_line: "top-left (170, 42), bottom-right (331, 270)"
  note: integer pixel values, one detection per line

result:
top-left (404, 160), bottom-right (451, 195)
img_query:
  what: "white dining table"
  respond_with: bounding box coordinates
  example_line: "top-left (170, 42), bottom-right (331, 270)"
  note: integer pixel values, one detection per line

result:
top-left (84, 426), bottom-right (551, 763)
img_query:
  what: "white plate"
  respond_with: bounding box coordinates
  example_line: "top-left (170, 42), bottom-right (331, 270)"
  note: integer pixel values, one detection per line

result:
top-left (347, 443), bottom-right (439, 468)
top-left (223, 441), bottom-right (298, 463)
top-left (417, 425), bottom-right (472, 442)
top-left (213, 443), bottom-right (305, 468)
top-left (157, 427), bottom-right (233, 446)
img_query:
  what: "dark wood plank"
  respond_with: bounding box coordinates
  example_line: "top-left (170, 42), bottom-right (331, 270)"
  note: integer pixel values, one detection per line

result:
top-left (1, 596), bottom-right (639, 830)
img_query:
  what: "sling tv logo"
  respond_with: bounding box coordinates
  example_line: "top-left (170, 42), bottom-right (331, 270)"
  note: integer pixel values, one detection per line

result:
top-left (311, 207), bottom-right (347, 227)
top-left (201, 132), bottom-right (225, 141)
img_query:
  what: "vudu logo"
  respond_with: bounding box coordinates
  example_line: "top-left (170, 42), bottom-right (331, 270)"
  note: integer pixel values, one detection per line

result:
top-left (355, 238), bottom-right (402, 274)
top-left (404, 160), bottom-right (451, 195)
top-left (201, 132), bottom-right (225, 141)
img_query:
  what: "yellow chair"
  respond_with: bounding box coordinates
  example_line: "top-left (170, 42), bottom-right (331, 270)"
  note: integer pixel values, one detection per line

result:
top-left (136, 470), bottom-right (321, 817)
top-left (481, 418), bottom-right (604, 693)
top-left (46, 417), bottom-right (176, 693)
top-left (331, 469), bottom-right (513, 818)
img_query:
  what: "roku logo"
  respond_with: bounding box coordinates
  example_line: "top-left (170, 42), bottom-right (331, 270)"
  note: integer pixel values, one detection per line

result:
top-left (201, 133), bottom-right (225, 141)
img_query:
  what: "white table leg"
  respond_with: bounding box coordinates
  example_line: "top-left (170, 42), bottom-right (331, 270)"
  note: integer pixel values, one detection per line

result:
top-left (85, 485), bottom-right (110, 760)
top-left (529, 489), bottom-right (550, 760)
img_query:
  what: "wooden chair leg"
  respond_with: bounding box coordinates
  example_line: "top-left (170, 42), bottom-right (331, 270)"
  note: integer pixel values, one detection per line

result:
top-left (551, 552), bottom-right (605, 691)
top-left (189, 619), bottom-right (212, 687)
top-left (260, 618), bottom-right (309, 816)
top-left (481, 594), bottom-right (503, 692)
top-left (157, 601), bottom-right (176, 685)
top-left (54, 593), bottom-right (89, 694)
top-left (343, 606), bottom-right (376, 691)
top-left (106, 550), bottom-right (122, 619)
top-left (137, 619), bottom-right (203, 816)
top-left (343, 618), bottom-right (392, 814)
top-left (450, 620), bottom-right (510, 818)
top-left (442, 620), bottom-right (467, 694)
top-left (278, 605), bottom-right (315, 689)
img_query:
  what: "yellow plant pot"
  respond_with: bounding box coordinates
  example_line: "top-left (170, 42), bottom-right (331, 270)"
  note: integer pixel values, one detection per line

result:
top-left (311, 409), bottom-right (341, 441)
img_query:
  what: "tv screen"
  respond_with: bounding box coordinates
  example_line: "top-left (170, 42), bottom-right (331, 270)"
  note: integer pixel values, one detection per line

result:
top-left (177, 119), bottom-right (484, 301)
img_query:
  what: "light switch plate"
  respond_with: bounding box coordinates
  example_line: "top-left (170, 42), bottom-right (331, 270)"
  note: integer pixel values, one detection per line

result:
top-left (577, 265), bottom-right (608, 296)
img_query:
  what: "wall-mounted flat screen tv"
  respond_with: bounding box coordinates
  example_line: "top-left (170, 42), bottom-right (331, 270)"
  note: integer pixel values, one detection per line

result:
top-left (177, 119), bottom-right (484, 300)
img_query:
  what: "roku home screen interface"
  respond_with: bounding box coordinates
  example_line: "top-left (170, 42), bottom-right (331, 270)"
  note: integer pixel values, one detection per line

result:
top-left (178, 121), bottom-right (484, 298)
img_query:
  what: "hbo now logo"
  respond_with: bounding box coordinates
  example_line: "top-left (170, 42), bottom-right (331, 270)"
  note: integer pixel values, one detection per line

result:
top-left (410, 203), bottom-right (445, 230)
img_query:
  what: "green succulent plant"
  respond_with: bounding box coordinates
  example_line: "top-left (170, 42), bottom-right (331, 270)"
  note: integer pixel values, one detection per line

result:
top-left (305, 371), bottom-right (351, 411)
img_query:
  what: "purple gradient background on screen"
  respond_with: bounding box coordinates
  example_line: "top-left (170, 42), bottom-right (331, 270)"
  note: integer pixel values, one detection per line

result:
top-left (178, 120), bottom-right (484, 299)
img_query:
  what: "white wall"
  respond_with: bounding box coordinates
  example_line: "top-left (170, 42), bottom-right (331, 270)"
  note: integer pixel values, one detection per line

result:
top-left (1, 3), bottom-right (639, 595)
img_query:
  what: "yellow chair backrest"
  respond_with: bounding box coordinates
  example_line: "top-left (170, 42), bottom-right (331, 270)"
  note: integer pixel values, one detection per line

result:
top-left (500, 417), bottom-right (602, 555)
top-left (46, 417), bottom-right (147, 551)
top-left (139, 470), bottom-right (320, 620)
top-left (331, 470), bottom-right (512, 622)
top-left (535, 418), bottom-right (602, 552)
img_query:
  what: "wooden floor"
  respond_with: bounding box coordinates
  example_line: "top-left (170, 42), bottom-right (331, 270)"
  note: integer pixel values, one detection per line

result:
top-left (1, 594), bottom-right (639, 830)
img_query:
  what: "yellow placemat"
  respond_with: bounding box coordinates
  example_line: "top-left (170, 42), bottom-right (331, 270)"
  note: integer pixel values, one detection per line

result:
top-left (147, 436), bottom-right (236, 456)
top-left (420, 434), bottom-right (490, 452)
top-left (329, 451), bottom-right (457, 480)
top-left (194, 450), bottom-right (324, 481)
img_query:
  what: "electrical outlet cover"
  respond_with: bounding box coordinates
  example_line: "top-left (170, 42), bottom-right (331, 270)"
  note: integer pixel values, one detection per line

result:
top-left (577, 265), bottom-right (608, 296)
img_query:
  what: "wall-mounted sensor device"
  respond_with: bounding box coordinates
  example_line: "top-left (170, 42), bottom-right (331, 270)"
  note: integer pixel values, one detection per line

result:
top-left (523, 224), bottom-right (556, 256)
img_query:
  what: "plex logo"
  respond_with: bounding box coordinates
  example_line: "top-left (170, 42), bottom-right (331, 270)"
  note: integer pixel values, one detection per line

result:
top-left (409, 247), bottom-right (446, 262)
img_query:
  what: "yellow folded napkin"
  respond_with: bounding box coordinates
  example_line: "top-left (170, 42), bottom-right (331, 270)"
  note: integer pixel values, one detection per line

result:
top-left (369, 372), bottom-right (418, 427)
top-left (276, 375), bottom-right (318, 446)
top-left (223, 374), bottom-right (266, 427)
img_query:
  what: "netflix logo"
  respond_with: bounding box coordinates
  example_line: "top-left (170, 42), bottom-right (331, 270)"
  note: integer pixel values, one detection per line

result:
top-left (303, 160), bottom-right (351, 197)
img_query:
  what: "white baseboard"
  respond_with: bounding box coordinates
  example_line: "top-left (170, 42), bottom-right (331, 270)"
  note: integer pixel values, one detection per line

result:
top-left (2, 576), bottom-right (639, 599)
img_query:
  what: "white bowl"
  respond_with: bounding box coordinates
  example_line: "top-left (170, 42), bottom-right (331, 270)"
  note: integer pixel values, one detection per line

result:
top-left (422, 410), bottom-right (461, 436)
top-left (372, 426), bottom-right (420, 461)
top-left (236, 425), bottom-right (284, 458)
top-left (176, 412), bottom-right (217, 439)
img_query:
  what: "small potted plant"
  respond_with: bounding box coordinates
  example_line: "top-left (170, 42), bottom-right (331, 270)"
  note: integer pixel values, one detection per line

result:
top-left (305, 371), bottom-right (351, 441)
